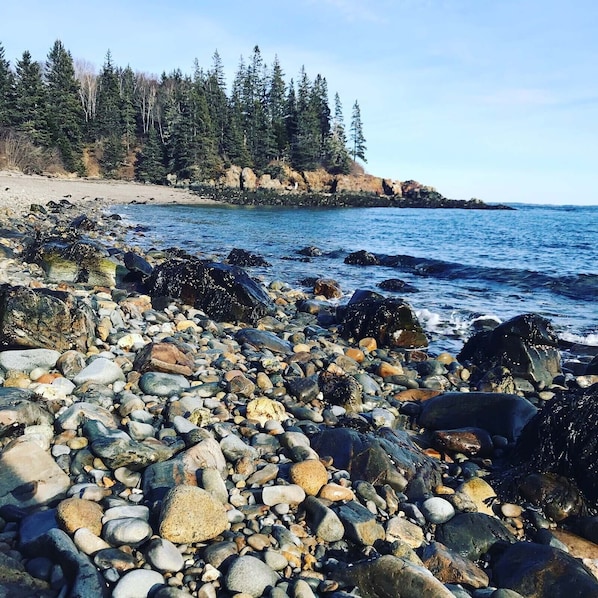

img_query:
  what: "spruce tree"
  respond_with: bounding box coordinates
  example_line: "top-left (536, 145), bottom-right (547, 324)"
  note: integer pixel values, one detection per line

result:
top-left (14, 51), bottom-right (49, 145)
top-left (45, 40), bottom-right (84, 173)
top-left (325, 92), bottom-right (351, 174)
top-left (135, 126), bottom-right (165, 183)
top-left (269, 56), bottom-right (288, 161)
top-left (349, 100), bottom-right (367, 163)
top-left (0, 43), bottom-right (16, 127)
top-left (95, 51), bottom-right (122, 139)
top-left (292, 68), bottom-right (320, 171)
top-left (119, 66), bottom-right (137, 153)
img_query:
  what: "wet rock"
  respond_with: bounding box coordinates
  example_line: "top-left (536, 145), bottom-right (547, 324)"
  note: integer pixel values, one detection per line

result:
top-left (0, 285), bottom-right (96, 352)
top-left (456, 477), bottom-right (497, 516)
top-left (226, 248), bottom-right (270, 267)
top-left (332, 554), bottom-right (454, 598)
top-left (123, 251), bottom-right (153, 277)
top-left (432, 427), bottom-right (494, 457)
top-left (298, 246), bottom-right (322, 257)
top-left (510, 385), bottom-right (598, 505)
top-left (344, 250), bottom-right (380, 266)
top-left (314, 278), bottom-right (342, 299)
top-left (420, 541), bottom-right (489, 589)
top-left (377, 278), bottom-right (418, 293)
top-left (147, 258), bottom-right (273, 324)
top-left (341, 295), bottom-right (428, 349)
top-left (517, 472), bottom-right (583, 521)
top-left (319, 370), bottom-right (363, 413)
top-left (435, 512), bottom-right (516, 560)
top-left (158, 486), bottom-right (229, 544)
top-left (458, 313), bottom-right (561, 388)
top-left (418, 392), bottom-right (537, 442)
top-left (492, 541), bottom-right (598, 597)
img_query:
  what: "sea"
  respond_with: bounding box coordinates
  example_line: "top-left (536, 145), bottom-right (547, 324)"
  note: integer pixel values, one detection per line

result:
top-left (114, 202), bottom-right (598, 359)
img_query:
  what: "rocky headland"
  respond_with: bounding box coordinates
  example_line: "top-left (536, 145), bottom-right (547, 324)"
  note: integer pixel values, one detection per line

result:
top-left (0, 172), bottom-right (596, 597)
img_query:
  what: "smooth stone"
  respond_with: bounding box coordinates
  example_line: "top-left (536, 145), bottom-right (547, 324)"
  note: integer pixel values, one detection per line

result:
top-left (220, 433), bottom-right (258, 462)
top-left (318, 483), bottom-right (355, 502)
top-left (0, 349), bottom-right (61, 373)
top-left (456, 477), bottom-right (497, 516)
top-left (200, 467), bottom-right (228, 504)
top-left (93, 548), bottom-right (138, 573)
top-left (262, 484), bottom-right (306, 506)
top-left (102, 517), bottom-right (153, 546)
top-left (73, 527), bottom-right (111, 555)
top-left (103, 505), bottom-right (150, 523)
top-left (127, 420), bottom-right (156, 440)
top-left (138, 372), bottom-right (191, 396)
top-left (224, 554), bottom-right (279, 598)
top-left (420, 541), bottom-right (489, 588)
top-left (421, 497), bottom-right (455, 524)
top-left (246, 463), bottom-right (280, 486)
top-left (112, 569), bottom-right (166, 598)
top-left (56, 498), bottom-right (103, 536)
top-left (159, 486), bottom-right (229, 543)
top-left (235, 328), bottom-right (292, 354)
top-left (145, 537), bottom-right (185, 573)
top-left (56, 401), bottom-right (119, 431)
top-left (303, 496), bottom-right (345, 542)
top-left (386, 516), bottom-right (425, 549)
top-left (73, 357), bottom-right (125, 386)
top-left (289, 460), bottom-right (328, 496)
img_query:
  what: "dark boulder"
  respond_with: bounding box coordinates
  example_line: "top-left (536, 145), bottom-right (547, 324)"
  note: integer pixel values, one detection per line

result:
top-left (435, 512), bottom-right (516, 561)
top-left (147, 258), bottom-right (273, 324)
top-left (492, 541), bottom-right (598, 598)
top-left (417, 392), bottom-right (537, 442)
top-left (318, 370), bottom-right (363, 413)
top-left (311, 426), bottom-right (441, 496)
top-left (123, 251), bottom-right (153, 278)
top-left (0, 285), bottom-right (96, 352)
top-left (377, 278), bottom-right (418, 293)
top-left (344, 250), bottom-right (380, 266)
top-left (297, 246), bottom-right (322, 257)
top-left (586, 355), bottom-right (598, 375)
top-left (69, 214), bottom-right (96, 231)
top-left (458, 313), bottom-right (561, 389)
top-left (235, 328), bottom-right (292, 353)
top-left (341, 295), bottom-right (428, 349)
top-left (226, 248), bottom-right (270, 267)
top-left (313, 278), bottom-right (342, 299)
top-left (507, 384), bottom-right (598, 506)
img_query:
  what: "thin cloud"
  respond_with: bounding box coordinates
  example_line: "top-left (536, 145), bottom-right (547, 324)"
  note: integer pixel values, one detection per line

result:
top-left (304, 0), bottom-right (388, 23)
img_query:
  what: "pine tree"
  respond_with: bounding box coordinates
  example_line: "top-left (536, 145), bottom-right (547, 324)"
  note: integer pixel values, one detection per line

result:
top-left (119, 66), bottom-right (137, 153)
top-left (95, 51), bottom-right (122, 140)
top-left (13, 51), bottom-right (49, 145)
top-left (349, 100), bottom-right (367, 163)
top-left (205, 51), bottom-right (229, 156)
top-left (45, 40), bottom-right (84, 173)
top-left (135, 126), bottom-right (165, 183)
top-left (325, 92), bottom-right (351, 174)
top-left (292, 67), bottom-right (320, 171)
top-left (0, 43), bottom-right (16, 127)
top-left (269, 56), bottom-right (288, 161)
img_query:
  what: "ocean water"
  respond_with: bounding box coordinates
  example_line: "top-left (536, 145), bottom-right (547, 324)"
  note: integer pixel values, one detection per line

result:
top-left (115, 202), bottom-right (598, 356)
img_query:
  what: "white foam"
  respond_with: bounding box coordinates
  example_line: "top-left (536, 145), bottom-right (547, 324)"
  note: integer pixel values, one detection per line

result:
top-left (559, 332), bottom-right (598, 347)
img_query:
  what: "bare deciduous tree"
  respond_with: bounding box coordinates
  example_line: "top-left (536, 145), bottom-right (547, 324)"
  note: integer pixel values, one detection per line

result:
top-left (74, 58), bottom-right (98, 123)
top-left (136, 73), bottom-right (158, 135)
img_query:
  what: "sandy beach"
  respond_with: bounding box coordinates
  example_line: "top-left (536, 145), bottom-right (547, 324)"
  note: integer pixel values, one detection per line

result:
top-left (0, 171), bottom-right (218, 213)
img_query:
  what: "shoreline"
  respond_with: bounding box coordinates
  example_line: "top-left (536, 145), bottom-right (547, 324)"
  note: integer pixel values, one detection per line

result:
top-left (0, 172), bottom-right (597, 595)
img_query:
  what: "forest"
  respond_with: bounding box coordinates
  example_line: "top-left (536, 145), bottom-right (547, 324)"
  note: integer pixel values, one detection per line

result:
top-left (0, 40), bottom-right (367, 184)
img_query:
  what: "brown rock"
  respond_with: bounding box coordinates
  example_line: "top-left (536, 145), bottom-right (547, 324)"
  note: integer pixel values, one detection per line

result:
top-left (386, 517), bottom-right (425, 549)
top-left (432, 427), bottom-right (494, 457)
top-left (421, 541), bottom-right (489, 588)
top-left (133, 341), bottom-right (195, 376)
top-left (334, 174), bottom-right (385, 195)
top-left (240, 167), bottom-right (257, 190)
top-left (378, 362), bottom-right (403, 378)
top-left (56, 498), bottom-right (104, 536)
top-left (159, 486), bottom-right (229, 543)
top-left (313, 278), bottom-right (342, 299)
top-left (358, 337), bottom-right (377, 352)
top-left (318, 483), bottom-right (355, 502)
top-left (302, 168), bottom-right (334, 192)
top-left (345, 348), bottom-right (365, 363)
top-left (456, 477), bottom-right (497, 516)
top-left (394, 388), bottom-right (441, 402)
top-left (289, 460), bottom-right (329, 496)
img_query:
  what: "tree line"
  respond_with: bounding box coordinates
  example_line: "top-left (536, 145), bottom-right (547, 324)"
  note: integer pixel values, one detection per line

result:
top-left (0, 40), bottom-right (367, 183)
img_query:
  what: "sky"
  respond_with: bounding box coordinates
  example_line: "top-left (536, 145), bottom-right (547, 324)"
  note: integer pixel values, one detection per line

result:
top-left (2, 0), bottom-right (598, 205)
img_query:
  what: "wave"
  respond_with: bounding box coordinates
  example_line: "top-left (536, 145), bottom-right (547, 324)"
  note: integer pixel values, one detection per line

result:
top-left (375, 254), bottom-right (598, 302)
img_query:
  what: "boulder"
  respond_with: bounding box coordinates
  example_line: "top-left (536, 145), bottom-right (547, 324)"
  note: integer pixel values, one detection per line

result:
top-left (341, 295), bottom-right (428, 348)
top-left (311, 426), bottom-right (441, 497)
top-left (133, 341), bottom-right (195, 376)
top-left (344, 250), bottom-right (380, 266)
top-left (240, 167), bottom-right (257, 190)
top-left (418, 392), bottom-right (537, 442)
top-left (458, 313), bottom-right (561, 388)
top-left (221, 165), bottom-right (242, 189)
top-left (333, 174), bottom-right (385, 195)
top-left (147, 258), bottom-right (273, 324)
top-left (0, 285), bottom-right (96, 352)
top-left (24, 235), bottom-right (117, 287)
top-left (226, 248), bottom-right (270, 268)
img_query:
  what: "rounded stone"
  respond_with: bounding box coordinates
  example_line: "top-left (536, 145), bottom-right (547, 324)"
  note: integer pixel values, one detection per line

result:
top-left (145, 537), bottom-right (185, 573)
top-left (112, 569), bottom-right (165, 598)
top-left (73, 527), bottom-right (111, 555)
top-left (262, 484), bottom-right (306, 506)
top-left (159, 486), bottom-right (229, 544)
top-left (421, 496), bottom-right (456, 524)
top-left (224, 555), bottom-right (279, 597)
top-left (289, 460), bottom-right (328, 496)
top-left (102, 518), bottom-right (153, 546)
top-left (318, 483), bottom-right (356, 502)
top-left (138, 372), bottom-right (191, 396)
top-left (73, 357), bottom-right (125, 386)
top-left (56, 498), bottom-right (103, 536)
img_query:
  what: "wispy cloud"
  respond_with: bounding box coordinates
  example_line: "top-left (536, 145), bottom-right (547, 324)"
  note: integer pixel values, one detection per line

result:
top-left (303, 0), bottom-right (388, 23)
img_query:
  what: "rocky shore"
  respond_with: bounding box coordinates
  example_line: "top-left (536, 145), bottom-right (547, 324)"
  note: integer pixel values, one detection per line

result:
top-left (0, 172), bottom-right (597, 598)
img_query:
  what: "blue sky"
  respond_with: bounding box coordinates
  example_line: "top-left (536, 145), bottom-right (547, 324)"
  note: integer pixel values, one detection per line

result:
top-left (2, 0), bottom-right (597, 204)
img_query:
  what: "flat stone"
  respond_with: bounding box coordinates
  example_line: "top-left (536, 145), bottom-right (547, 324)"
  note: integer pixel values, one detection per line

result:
top-left (0, 439), bottom-right (70, 509)
top-left (224, 554), bottom-right (279, 598)
top-left (159, 486), bottom-right (229, 544)
top-left (303, 496), bottom-right (345, 542)
top-left (56, 401), bottom-right (120, 431)
top-left (420, 541), bottom-right (489, 588)
top-left (335, 500), bottom-right (385, 546)
top-left (73, 527), bottom-right (111, 555)
top-left (73, 357), bottom-right (125, 386)
top-left (262, 484), bottom-right (306, 506)
top-left (0, 349), bottom-right (60, 373)
top-left (138, 371), bottom-right (191, 396)
top-left (386, 516), bottom-right (425, 549)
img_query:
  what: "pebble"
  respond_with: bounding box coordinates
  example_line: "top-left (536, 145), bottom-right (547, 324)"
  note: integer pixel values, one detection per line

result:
top-left (145, 537), bottom-right (185, 572)
top-left (421, 497), bottom-right (456, 524)
top-left (112, 569), bottom-right (166, 598)
top-left (224, 555), bottom-right (279, 598)
top-left (262, 484), bottom-right (306, 506)
top-left (102, 517), bottom-right (153, 546)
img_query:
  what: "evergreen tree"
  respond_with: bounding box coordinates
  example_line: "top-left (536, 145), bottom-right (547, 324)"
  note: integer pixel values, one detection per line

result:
top-left (0, 43), bottom-right (16, 127)
top-left (45, 40), bottom-right (84, 173)
top-left (350, 100), bottom-right (367, 163)
top-left (95, 50), bottom-right (122, 140)
top-left (311, 74), bottom-right (331, 158)
top-left (205, 51), bottom-right (229, 156)
top-left (13, 51), bottom-right (49, 145)
top-left (292, 67), bottom-right (320, 171)
top-left (325, 92), bottom-right (351, 174)
top-left (269, 56), bottom-right (288, 160)
top-left (135, 126), bottom-right (165, 183)
top-left (119, 66), bottom-right (137, 153)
